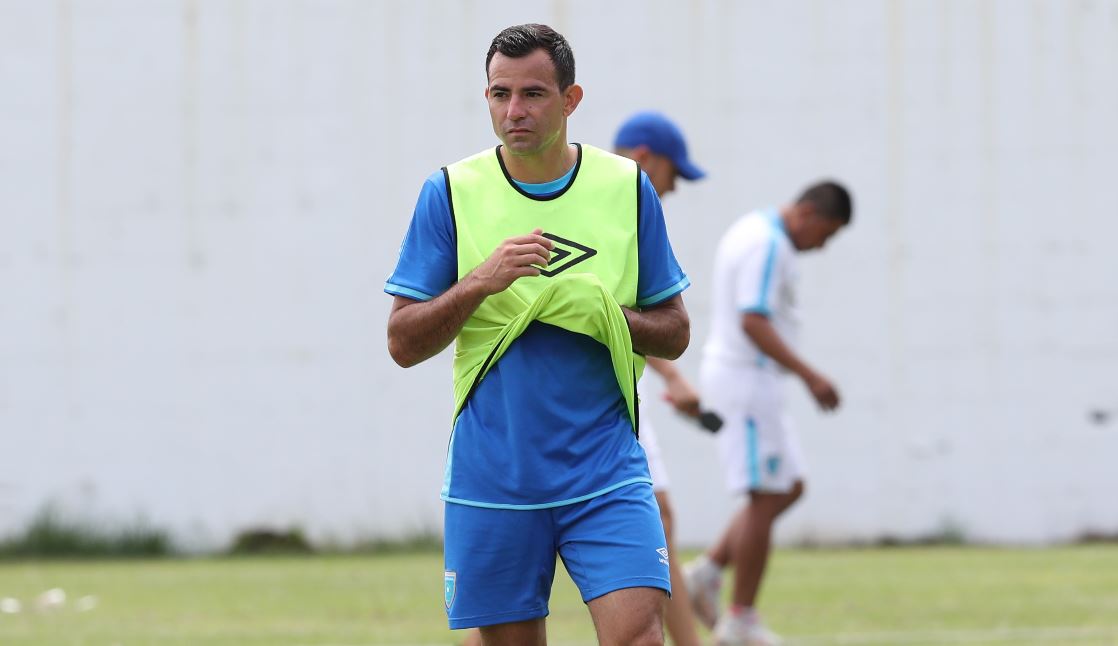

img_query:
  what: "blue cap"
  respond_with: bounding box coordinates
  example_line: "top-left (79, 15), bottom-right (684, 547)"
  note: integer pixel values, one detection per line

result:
top-left (614, 111), bottom-right (706, 180)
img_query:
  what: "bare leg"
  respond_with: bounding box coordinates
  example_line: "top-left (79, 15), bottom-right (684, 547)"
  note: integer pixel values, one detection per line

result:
top-left (707, 504), bottom-right (748, 568)
top-left (477, 618), bottom-right (546, 646)
top-left (730, 481), bottom-right (804, 608)
top-left (655, 491), bottom-right (703, 646)
top-left (460, 628), bottom-right (482, 646)
top-left (587, 586), bottom-right (666, 646)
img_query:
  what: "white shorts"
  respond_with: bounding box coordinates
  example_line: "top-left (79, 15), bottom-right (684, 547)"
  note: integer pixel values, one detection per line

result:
top-left (700, 361), bottom-right (806, 494)
top-left (637, 376), bottom-right (670, 492)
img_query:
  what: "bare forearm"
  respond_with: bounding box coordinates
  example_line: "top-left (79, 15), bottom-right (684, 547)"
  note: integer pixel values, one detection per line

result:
top-left (387, 278), bottom-right (487, 367)
top-left (645, 356), bottom-right (680, 380)
top-left (387, 229), bottom-right (555, 368)
top-left (624, 295), bottom-right (690, 359)
top-left (646, 354), bottom-right (701, 416)
top-left (745, 313), bottom-right (840, 409)
top-left (742, 313), bottom-right (812, 379)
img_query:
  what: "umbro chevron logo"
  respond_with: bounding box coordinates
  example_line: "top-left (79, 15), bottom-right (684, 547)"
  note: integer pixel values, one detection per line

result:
top-left (539, 233), bottom-right (597, 277)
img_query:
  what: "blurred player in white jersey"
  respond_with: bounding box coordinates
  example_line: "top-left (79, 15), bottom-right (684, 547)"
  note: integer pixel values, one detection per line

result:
top-left (685, 181), bottom-right (853, 646)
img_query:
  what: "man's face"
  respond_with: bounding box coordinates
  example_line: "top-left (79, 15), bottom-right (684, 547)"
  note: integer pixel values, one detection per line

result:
top-left (486, 49), bottom-right (581, 156)
top-left (793, 207), bottom-right (846, 251)
top-left (641, 152), bottom-right (678, 197)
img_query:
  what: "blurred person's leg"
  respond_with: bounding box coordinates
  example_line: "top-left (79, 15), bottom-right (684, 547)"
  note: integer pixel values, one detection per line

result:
top-left (639, 401), bottom-right (704, 646)
top-left (729, 482), bottom-right (803, 608)
top-left (655, 490), bottom-right (703, 646)
top-left (708, 482), bottom-right (802, 646)
top-left (687, 375), bottom-right (806, 640)
top-left (707, 506), bottom-right (746, 568)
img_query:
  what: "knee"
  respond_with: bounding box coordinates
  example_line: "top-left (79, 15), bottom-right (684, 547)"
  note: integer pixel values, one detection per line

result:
top-left (774, 481), bottom-right (804, 515)
top-left (628, 595), bottom-right (666, 646)
top-left (788, 480), bottom-right (805, 504)
top-left (621, 620), bottom-right (664, 646)
top-left (595, 590), bottom-right (665, 646)
top-left (599, 617), bottom-right (663, 646)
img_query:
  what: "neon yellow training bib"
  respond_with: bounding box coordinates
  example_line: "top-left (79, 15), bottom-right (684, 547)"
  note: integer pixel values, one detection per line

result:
top-left (444, 143), bottom-right (646, 431)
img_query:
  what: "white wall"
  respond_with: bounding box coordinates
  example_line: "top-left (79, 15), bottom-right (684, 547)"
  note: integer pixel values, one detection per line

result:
top-left (1, 0), bottom-right (1116, 549)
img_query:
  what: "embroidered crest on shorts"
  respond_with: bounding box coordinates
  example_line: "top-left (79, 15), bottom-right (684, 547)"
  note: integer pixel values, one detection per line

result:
top-left (444, 571), bottom-right (457, 609)
top-left (767, 455), bottom-right (782, 476)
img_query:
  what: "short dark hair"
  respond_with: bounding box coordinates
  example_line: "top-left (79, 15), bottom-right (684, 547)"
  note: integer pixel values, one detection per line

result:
top-left (485, 24), bottom-right (576, 90)
top-left (797, 180), bottom-right (853, 224)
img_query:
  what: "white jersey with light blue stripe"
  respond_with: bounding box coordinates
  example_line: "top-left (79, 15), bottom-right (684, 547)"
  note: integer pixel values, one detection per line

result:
top-left (701, 208), bottom-right (799, 371)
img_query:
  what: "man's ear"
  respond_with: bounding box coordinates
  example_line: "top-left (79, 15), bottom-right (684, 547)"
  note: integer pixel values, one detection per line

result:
top-left (630, 145), bottom-right (653, 164)
top-left (563, 83), bottom-right (584, 116)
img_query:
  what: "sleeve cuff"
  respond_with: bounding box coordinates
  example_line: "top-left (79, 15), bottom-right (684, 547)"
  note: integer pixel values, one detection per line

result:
top-left (637, 276), bottom-right (691, 307)
top-left (385, 283), bottom-right (434, 301)
top-left (740, 305), bottom-right (771, 316)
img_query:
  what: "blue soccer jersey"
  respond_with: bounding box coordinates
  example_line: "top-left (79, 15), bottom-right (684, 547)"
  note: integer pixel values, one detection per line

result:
top-left (386, 149), bottom-right (689, 508)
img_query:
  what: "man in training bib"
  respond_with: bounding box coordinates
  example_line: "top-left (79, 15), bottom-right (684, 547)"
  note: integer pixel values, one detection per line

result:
top-left (684, 181), bottom-right (852, 646)
top-left (386, 24), bottom-right (691, 646)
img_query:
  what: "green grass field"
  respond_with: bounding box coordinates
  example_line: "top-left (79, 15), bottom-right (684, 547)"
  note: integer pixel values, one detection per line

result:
top-left (1, 546), bottom-right (1116, 645)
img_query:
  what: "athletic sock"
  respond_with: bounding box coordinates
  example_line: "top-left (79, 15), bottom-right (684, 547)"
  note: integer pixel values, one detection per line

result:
top-left (697, 553), bottom-right (722, 574)
top-left (727, 604), bottom-right (759, 624)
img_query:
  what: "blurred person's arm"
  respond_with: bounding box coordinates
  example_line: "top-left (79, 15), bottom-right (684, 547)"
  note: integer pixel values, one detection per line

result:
top-left (742, 312), bottom-right (839, 411)
top-left (645, 356), bottom-right (700, 417)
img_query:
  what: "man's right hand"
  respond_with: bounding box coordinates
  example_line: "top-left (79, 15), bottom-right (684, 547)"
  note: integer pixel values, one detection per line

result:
top-left (802, 370), bottom-right (840, 411)
top-left (387, 229), bottom-right (554, 368)
top-left (466, 228), bottom-right (554, 295)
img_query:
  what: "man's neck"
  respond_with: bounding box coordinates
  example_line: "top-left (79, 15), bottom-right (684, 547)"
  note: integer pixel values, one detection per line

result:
top-left (779, 206), bottom-right (803, 252)
top-left (500, 142), bottom-right (577, 184)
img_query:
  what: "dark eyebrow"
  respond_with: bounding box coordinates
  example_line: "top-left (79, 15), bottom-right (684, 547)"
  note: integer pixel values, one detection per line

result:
top-left (488, 83), bottom-right (550, 94)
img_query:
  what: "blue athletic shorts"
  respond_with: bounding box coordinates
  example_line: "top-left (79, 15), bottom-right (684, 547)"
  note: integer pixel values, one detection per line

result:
top-left (442, 482), bottom-right (671, 629)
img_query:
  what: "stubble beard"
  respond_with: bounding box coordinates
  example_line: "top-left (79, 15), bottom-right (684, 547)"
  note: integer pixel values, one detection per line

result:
top-left (504, 126), bottom-right (561, 158)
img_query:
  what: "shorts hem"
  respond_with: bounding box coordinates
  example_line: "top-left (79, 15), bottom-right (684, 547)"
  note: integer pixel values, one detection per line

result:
top-left (448, 606), bottom-right (548, 630)
top-left (734, 478), bottom-right (804, 495)
top-left (581, 576), bottom-right (671, 603)
top-left (442, 478), bottom-right (654, 510)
